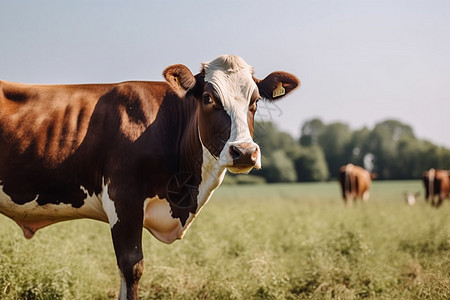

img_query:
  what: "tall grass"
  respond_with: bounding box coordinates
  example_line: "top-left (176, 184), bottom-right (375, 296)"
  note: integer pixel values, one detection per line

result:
top-left (1, 180), bottom-right (449, 299)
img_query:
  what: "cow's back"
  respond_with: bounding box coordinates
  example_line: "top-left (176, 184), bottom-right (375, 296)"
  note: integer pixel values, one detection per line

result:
top-left (0, 80), bottom-right (169, 227)
top-left (0, 81), bottom-right (112, 165)
top-left (0, 80), bottom-right (168, 165)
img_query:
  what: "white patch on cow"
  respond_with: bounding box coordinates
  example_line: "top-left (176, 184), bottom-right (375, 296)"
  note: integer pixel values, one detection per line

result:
top-left (142, 139), bottom-right (227, 244)
top-left (101, 181), bottom-right (119, 228)
top-left (118, 273), bottom-right (127, 300)
top-left (142, 196), bottom-right (182, 243)
top-left (0, 183), bottom-right (108, 237)
top-left (197, 144), bottom-right (227, 211)
top-left (178, 139), bottom-right (227, 238)
top-left (79, 185), bottom-right (89, 197)
top-left (362, 191), bottom-right (370, 202)
top-left (0, 184), bottom-right (12, 212)
top-left (79, 185), bottom-right (109, 221)
top-left (203, 55), bottom-right (262, 171)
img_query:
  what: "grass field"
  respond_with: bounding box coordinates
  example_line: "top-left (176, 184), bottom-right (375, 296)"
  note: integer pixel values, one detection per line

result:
top-left (1, 180), bottom-right (450, 299)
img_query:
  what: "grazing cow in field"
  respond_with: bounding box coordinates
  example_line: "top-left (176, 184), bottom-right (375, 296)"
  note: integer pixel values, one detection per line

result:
top-left (338, 164), bottom-right (375, 206)
top-left (0, 55), bottom-right (299, 300)
top-left (422, 168), bottom-right (450, 207)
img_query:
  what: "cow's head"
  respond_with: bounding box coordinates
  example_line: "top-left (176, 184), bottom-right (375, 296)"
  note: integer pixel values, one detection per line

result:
top-left (164, 55), bottom-right (299, 174)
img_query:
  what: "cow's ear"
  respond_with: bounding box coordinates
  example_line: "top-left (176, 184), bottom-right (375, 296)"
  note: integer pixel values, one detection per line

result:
top-left (163, 64), bottom-right (196, 97)
top-left (255, 71), bottom-right (300, 101)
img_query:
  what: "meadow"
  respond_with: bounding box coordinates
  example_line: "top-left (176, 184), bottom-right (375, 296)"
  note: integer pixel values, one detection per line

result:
top-left (0, 180), bottom-right (449, 300)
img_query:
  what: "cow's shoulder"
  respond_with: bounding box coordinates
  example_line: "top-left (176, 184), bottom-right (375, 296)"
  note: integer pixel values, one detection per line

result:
top-left (91, 81), bottom-right (171, 143)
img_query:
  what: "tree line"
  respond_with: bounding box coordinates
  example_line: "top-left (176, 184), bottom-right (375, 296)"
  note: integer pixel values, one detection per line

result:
top-left (235, 118), bottom-right (450, 183)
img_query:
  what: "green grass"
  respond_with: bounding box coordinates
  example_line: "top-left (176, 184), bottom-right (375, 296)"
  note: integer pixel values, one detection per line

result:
top-left (1, 181), bottom-right (450, 299)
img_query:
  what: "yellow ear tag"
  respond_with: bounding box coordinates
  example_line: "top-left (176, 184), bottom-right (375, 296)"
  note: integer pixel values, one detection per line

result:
top-left (272, 82), bottom-right (285, 98)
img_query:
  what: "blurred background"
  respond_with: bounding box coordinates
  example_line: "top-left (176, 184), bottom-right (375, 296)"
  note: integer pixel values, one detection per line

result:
top-left (1, 0), bottom-right (449, 183)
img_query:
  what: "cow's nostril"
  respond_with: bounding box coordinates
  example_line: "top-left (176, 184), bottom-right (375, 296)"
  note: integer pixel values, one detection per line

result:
top-left (230, 145), bottom-right (241, 160)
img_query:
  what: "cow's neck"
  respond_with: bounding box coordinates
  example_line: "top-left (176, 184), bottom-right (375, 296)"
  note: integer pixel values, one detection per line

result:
top-left (173, 97), bottom-right (226, 228)
top-left (196, 141), bottom-right (227, 209)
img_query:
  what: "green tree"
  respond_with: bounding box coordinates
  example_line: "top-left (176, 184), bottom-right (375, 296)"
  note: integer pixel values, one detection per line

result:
top-left (318, 122), bottom-right (352, 178)
top-left (343, 127), bottom-right (371, 167)
top-left (253, 121), bottom-right (281, 155)
top-left (299, 118), bottom-right (325, 146)
top-left (365, 119), bottom-right (416, 179)
top-left (394, 137), bottom-right (423, 179)
top-left (253, 121), bottom-right (298, 183)
top-left (260, 150), bottom-right (297, 183)
top-left (293, 145), bottom-right (329, 181)
top-left (418, 141), bottom-right (450, 171)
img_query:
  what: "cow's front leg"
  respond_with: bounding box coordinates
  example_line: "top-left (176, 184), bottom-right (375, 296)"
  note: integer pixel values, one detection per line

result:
top-left (431, 195), bottom-right (439, 207)
top-left (344, 193), bottom-right (353, 207)
top-left (111, 211), bottom-right (144, 300)
top-left (436, 193), bottom-right (444, 207)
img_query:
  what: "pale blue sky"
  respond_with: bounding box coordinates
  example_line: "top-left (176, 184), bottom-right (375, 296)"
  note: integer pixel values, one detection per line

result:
top-left (1, 0), bottom-right (449, 147)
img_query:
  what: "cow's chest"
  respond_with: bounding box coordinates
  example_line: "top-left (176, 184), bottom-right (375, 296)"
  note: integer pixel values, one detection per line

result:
top-left (142, 196), bottom-right (184, 244)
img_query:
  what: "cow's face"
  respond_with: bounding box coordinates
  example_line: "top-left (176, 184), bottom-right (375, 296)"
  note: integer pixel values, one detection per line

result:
top-left (164, 55), bottom-right (300, 174)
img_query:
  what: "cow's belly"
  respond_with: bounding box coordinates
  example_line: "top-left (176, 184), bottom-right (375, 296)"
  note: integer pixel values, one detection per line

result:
top-left (0, 185), bottom-right (108, 238)
top-left (143, 196), bottom-right (185, 244)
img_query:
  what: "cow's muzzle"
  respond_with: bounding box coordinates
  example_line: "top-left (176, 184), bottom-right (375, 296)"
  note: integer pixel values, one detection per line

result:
top-left (227, 142), bottom-right (260, 173)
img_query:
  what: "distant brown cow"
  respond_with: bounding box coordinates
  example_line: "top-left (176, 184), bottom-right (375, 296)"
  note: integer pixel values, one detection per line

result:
top-left (339, 164), bottom-right (375, 206)
top-left (422, 168), bottom-right (450, 207)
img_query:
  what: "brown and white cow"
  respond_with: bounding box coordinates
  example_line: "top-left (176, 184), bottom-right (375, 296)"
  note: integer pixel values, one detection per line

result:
top-left (338, 163), bottom-right (376, 206)
top-left (422, 168), bottom-right (450, 207)
top-left (0, 55), bottom-right (299, 299)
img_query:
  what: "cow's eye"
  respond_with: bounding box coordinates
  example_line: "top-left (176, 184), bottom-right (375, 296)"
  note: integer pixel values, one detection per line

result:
top-left (203, 95), bottom-right (213, 105)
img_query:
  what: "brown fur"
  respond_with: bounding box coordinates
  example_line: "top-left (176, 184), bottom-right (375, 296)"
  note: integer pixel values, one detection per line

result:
top-left (423, 168), bottom-right (450, 207)
top-left (339, 164), bottom-right (375, 206)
